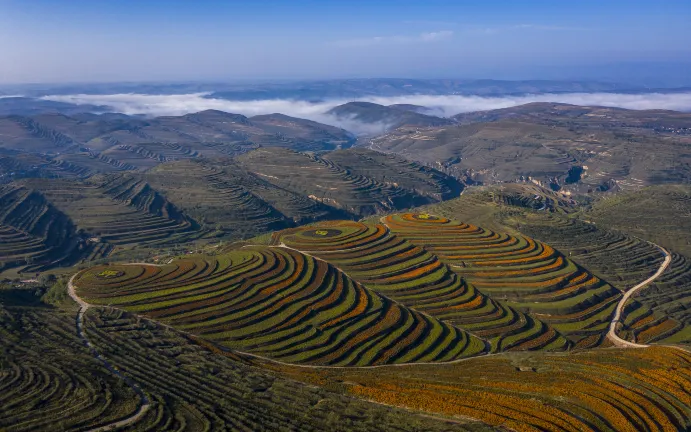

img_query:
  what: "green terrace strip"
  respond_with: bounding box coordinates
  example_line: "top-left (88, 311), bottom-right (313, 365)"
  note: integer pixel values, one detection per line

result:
top-left (277, 220), bottom-right (568, 352)
top-left (74, 248), bottom-right (485, 366)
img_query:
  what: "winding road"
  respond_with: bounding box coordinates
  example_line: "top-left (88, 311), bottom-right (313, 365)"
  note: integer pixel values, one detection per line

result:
top-left (607, 243), bottom-right (671, 348)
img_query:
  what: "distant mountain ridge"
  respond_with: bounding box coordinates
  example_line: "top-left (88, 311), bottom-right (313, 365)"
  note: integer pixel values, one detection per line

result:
top-left (0, 109), bottom-right (356, 178)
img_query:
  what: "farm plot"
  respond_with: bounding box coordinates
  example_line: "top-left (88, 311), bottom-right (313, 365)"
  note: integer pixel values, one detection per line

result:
top-left (278, 220), bottom-right (569, 352)
top-left (74, 247), bottom-right (484, 366)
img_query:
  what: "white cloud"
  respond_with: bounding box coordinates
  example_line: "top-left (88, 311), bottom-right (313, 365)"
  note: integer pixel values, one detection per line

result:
top-left (40, 91), bottom-right (691, 136)
top-left (332, 31), bottom-right (454, 47)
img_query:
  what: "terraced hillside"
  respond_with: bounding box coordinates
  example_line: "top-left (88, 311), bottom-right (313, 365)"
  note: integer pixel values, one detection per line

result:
top-left (237, 148), bottom-right (441, 216)
top-left (39, 199), bottom-right (691, 431)
top-left (139, 149), bottom-right (461, 234)
top-left (0, 110), bottom-right (355, 176)
top-left (0, 115), bottom-right (77, 154)
top-left (0, 302), bottom-right (143, 431)
top-left (514, 215), bottom-right (691, 344)
top-left (82, 308), bottom-right (491, 431)
top-left (249, 113), bottom-right (356, 150)
top-left (145, 159), bottom-right (334, 236)
top-left (324, 148), bottom-right (463, 201)
top-left (587, 185), bottom-right (691, 256)
top-left (74, 246), bottom-right (485, 366)
top-left (0, 291), bottom-right (490, 432)
top-left (280, 345), bottom-right (691, 432)
top-left (639, 252), bottom-right (691, 325)
top-left (420, 185), bottom-right (691, 345)
top-left (453, 102), bottom-right (691, 136)
top-left (0, 148), bottom-right (468, 276)
top-left (278, 221), bottom-right (568, 351)
top-left (19, 176), bottom-right (198, 250)
top-left (0, 151), bottom-right (62, 184)
top-left (0, 184), bottom-right (80, 272)
top-left (370, 120), bottom-right (576, 184)
top-left (371, 103), bottom-right (691, 190)
top-left (278, 213), bottom-right (691, 347)
top-left (381, 213), bottom-right (632, 347)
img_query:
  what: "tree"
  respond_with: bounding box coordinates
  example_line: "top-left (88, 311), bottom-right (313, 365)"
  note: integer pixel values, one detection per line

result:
top-left (39, 273), bottom-right (57, 286)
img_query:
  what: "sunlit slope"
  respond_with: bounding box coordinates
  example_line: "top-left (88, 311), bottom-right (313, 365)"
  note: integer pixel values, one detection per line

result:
top-left (385, 214), bottom-right (681, 348)
top-left (74, 247), bottom-right (485, 366)
top-left (277, 220), bottom-right (569, 351)
top-left (422, 186), bottom-right (691, 345)
top-left (380, 213), bottom-right (635, 347)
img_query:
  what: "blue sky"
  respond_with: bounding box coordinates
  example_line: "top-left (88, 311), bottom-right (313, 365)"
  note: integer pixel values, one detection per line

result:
top-left (1, 0), bottom-right (690, 84)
